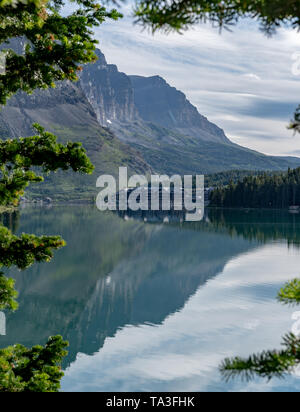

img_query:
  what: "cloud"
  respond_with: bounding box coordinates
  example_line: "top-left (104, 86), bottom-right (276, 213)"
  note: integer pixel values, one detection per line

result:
top-left (243, 73), bottom-right (262, 81)
top-left (90, 7), bottom-right (300, 157)
top-left (60, 1), bottom-right (300, 156)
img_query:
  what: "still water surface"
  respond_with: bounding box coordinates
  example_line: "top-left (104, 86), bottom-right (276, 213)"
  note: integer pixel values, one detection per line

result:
top-left (0, 207), bottom-right (300, 392)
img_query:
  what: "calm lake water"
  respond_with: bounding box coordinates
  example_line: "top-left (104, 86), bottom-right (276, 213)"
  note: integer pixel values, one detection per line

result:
top-left (0, 206), bottom-right (300, 392)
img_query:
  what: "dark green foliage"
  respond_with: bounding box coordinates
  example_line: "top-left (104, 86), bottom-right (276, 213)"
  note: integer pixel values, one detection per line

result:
top-left (0, 118), bottom-right (92, 390)
top-left (134, 0), bottom-right (300, 34)
top-left (0, 123), bottom-right (94, 206)
top-left (0, 0), bottom-right (43, 6)
top-left (0, 123), bottom-right (94, 174)
top-left (289, 105), bottom-right (300, 134)
top-left (0, 272), bottom-right (18, 310)
top-left (0, 0), bottom-right (122, 104)
top-left (0, 335), bottom-right (68, 392)
top-left (278, 279), bottom-right (300, 305)
top-left (210, 167), bottom-right (300, 209)
top-left (0, 0), bottom-right (118, 393)
top-left (0, 224), bottom-right (65, 269)
top-left (0, 210), bottom-right (19, 310)
top-left (205, 170), bottom-right (278, 188)
top-left (220, 333), bottom-right (300, 381)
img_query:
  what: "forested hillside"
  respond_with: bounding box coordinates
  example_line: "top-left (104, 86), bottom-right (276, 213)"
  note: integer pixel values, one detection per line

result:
top-left (205, 170), bottom-right (279, 188)
top-left (210, 167), bottom-right (300, 209)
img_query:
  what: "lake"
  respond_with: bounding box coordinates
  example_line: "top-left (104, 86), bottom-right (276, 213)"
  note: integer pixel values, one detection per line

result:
top-left (0, 206), bottom-right (299, 392)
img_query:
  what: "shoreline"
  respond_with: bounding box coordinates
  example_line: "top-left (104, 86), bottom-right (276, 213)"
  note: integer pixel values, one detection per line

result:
top-left (12, 202), bottom-right (300, 213)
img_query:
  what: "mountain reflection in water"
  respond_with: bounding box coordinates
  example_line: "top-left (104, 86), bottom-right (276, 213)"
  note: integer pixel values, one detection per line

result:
top-left (1, 206), bottom-right (300, 392)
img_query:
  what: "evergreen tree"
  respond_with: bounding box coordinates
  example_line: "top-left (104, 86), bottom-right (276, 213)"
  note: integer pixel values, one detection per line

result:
top-left (0, 0), bottom-right (121, 104)
top-left (0, 0), bottom-right (120, 392)
top-left (210, 168), bottom-right (300, 210)
top-left (134, 1), bottom-right (300, 35)
top-left (220, 281), bottom-right (300, 381)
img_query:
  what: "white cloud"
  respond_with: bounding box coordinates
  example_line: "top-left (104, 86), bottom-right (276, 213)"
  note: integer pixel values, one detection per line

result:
top-left (91, 8), bottom-right (300, 157)
top-left (243, 73), bottom-right (262, 81)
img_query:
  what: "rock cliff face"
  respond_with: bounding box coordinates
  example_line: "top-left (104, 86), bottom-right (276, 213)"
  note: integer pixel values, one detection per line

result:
top-left (80, 50), bottom-right (138, 126)
top-left (0, 80), bottom-right (152, 200)
top-left (1, 41), bottom-right (300, 184)
top-left (79, 49), bottom-right (300, 174)
top-left (80, 51), bottom-right (229, 144)
top-left (129, 75), bottom-right (229, 144)
top-left (0, 81), bottom-right (97, 138)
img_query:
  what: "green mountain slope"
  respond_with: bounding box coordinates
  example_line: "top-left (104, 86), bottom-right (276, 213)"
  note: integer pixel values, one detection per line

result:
top-left (111, 119), bottom-right (300, 175)
top-left (0, 82), bottom-right (152, 201)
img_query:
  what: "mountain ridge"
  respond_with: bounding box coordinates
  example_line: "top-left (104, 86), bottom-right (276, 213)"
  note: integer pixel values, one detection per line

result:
top-left (1, 40), bottom-right (300, 201)
top-left (129, 74), bottom-right (230, 144)
top-left (79, 49), bottom-right (300, 174)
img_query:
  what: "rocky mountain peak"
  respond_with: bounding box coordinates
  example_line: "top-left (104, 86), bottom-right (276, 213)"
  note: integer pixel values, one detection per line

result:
top-left (94, 49), bottom-right (108, 68)
top-left (129, 75), bottom-right (229, 144)
top-left (80, 50), bottom-right (230, 144)
top-left (80, 50), bottom-right (138, 126)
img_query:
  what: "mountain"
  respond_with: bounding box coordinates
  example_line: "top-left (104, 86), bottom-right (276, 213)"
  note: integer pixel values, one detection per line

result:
top-left (80, 50), bottom-right (138, 126)
top-left (80, 50), bottom-right (300, 175)
top-left (0, 81), bottom-right (151, 201)
top-left (1, 41), bottom-right (300, 201)
top-left (129, 74), bottom-right (229, 144)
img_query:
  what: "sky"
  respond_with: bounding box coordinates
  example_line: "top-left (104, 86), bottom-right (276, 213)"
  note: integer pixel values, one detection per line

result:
top-left (66, 2), bottom-right (300, 157)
